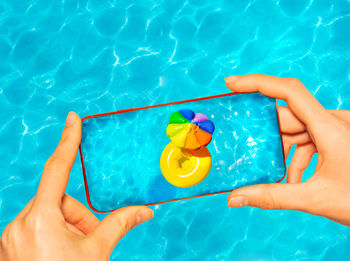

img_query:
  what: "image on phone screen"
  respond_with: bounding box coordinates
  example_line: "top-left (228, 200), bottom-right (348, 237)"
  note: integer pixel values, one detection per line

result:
top-left (80, 92), bottom-right (286, 212)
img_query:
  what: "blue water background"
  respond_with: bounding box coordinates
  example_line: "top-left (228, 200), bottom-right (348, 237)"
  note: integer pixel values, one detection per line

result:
top-left (0, 0), bottom-right (350, 260)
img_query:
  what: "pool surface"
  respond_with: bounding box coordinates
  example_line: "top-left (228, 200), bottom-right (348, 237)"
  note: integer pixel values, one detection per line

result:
top-left (1, 0), bottom-right (350, 260)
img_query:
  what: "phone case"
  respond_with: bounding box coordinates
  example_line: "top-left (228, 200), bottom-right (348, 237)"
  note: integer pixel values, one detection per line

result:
top-left (79, 92), bottom-right (286, 212)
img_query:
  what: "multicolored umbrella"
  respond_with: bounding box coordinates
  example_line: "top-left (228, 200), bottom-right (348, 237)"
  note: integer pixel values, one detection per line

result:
top-left (166, 109), bottom-right (215, 149)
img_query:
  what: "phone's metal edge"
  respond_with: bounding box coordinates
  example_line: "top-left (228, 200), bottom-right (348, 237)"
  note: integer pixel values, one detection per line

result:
top-left (275, 99), bottom-right (288, 183)
top-left (78, 92), bottom-right (287, 213)
top-left (81, 92), bottom-right (240, 122)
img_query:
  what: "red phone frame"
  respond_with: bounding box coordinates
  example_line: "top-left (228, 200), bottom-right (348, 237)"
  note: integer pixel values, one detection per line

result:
top-left (79, 92), bottom-right (287, 213)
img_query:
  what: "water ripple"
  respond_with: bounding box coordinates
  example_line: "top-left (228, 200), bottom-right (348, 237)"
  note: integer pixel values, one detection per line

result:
top-left (0, 0), bottom-right (350, 260)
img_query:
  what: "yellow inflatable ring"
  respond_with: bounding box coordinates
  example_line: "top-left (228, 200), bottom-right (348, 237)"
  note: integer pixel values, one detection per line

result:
top-left (160, 141), bottom-right (212, 188)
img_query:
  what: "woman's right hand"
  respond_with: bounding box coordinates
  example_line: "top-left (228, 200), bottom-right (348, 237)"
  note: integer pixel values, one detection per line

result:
top-left (225, 74), bottom-right (350, 226)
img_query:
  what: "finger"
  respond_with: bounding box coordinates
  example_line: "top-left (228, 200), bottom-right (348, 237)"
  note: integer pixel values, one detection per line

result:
top-left (282, 135), bottom-right (293, 158)
top-left (36, 112), bottom-right (82, 205)
top-left (227, 182), bottom-right (313, 211)
top-left (89, 206), bottom-right (153, 254)
top-left (282, 132), bottom-right (313, 157)
top-left (66, 223), bottom-right (85, 236)
top-left (287, 143), bottom-right (316, 183)
top-left (279, 108), bottom-right (350, 134)
top-left (278, 106), bottom-right (305, 134)
top-left (225, 75), bottom-right (330, 133)
top-left (61, 194), bottom-right (100, 235)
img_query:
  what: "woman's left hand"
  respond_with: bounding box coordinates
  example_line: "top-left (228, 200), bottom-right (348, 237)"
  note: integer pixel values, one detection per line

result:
top-left (0, 112), bottom-right (153, 261)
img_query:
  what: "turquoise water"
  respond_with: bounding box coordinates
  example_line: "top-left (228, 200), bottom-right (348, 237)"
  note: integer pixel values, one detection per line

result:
top-left (0, 0), bottom-right (350, 260)
top-left (81, 93), bottom-right (285, 211)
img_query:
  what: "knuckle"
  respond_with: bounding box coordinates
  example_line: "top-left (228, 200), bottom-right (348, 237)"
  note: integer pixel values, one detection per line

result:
top-left (61, 133), bottom-right (76, 146)
top-left (23, 213), bottom-right (43, 231)
top-left (44, 157), bottom-right (67, 173)
top-left (335, 121), bottom-right (350, 136)
top-left (260, 185), bottom-right (279, 210)
top-left (2, 221), bottom-right (23, 246)
top-left (23, 207), bottom-right (54, 232)
top-left (43, 158), bottom-right (52, 170)
top-left (2, 224), bottom-right (13, 244)
top-left (306, 144), bottom-right (316, 154)
top-left (282, 78), bottom-right (305, 102)
top-left (325, 119), bottom-right (350, 147)
top-left (24, 212), bottom-right (39, 227)
top-left (303, 181), bottom-right (327, 214)
top-left (116, 216), bottom-right (132, 233)
top-left (287, 78), bottom-right (303, 88)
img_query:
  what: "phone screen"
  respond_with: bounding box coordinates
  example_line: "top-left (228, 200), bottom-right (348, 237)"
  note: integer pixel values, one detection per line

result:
top-left (80, 93), bottom-right (285, 212)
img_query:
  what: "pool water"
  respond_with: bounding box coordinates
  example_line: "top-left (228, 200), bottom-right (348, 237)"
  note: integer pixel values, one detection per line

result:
top-left (0, 0), bottom-right (350, 260)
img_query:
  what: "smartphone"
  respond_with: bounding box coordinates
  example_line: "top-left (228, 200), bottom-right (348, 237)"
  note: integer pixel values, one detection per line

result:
top-left (79, 92), bottom-right (286, 212)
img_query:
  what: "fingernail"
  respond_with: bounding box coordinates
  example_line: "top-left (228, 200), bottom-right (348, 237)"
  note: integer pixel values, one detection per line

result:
top-left (65, 112), bottom-right (76, 127)
top-left (136, 208), bottom-right (154, 224)
top-left (224, 76), bottom-right (240, 83)
top-left (228, 196), bottom-right (248, 208)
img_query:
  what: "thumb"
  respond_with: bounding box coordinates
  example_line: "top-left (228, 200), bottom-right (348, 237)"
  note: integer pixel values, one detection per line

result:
top-left (36, 112), bottom-right (81, 205)
top-left (227, 183), bottom-right (311, 211)
top-left (89, 206), bottom-right (153, 254)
